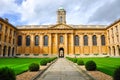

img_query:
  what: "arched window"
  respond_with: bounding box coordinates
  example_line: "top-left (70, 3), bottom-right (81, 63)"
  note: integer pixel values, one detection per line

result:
top-left (74, 35), bottom-right (79, 46)
top-left (35, 35), bottom-right (39, 46)
top-left (101, 35), bottom-right (105, 45)
top-left (60, 36), bottom-right (63, 43)
top-left (26, 36), bottom-right (30, 46)
top-left (84, 35), bottom-right (88, 46)
top-left (18, 36), bottom-right (22, 46)
top-left (60, 16), bottom-right (62, 23)
top-left (44, 35), bottom-right (48, 46)
top-left (92, 35), bottom-right (97, 46)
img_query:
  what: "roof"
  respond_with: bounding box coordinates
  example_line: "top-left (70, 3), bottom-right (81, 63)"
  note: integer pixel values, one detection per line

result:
top-left (16, 24), bottom-right (107, 30)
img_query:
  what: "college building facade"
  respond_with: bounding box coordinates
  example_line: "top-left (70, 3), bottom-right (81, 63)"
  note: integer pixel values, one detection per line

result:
top-left (0, 8), bottom-right (120, 57)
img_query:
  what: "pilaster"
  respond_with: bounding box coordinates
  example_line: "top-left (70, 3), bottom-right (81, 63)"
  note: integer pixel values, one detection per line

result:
top-left (65, 33), bottom-right (68, 55)
top-left (49, 34), bottom-right (52, 55)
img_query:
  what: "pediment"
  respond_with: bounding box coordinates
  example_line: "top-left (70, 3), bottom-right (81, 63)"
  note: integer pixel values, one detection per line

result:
top-left (49, 24), bottom-right (73, 29)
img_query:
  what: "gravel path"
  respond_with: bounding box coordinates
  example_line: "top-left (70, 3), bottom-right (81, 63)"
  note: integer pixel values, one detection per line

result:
top-left (16, 66), bottom-right (47, 80)
top-left (80, 66), bottom-right (113, 80)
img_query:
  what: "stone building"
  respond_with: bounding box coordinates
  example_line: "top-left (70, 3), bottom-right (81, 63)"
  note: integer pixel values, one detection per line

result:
top-left (0, 8), bottom-right (120, 57)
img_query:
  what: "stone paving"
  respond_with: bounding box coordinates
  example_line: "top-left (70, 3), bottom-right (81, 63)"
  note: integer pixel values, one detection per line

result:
top-left (36, 58), bottom-right (93, 80)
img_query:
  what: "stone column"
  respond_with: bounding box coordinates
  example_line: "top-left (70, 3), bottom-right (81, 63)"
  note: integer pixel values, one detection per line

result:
top-left (88, 34), bottom-right (92, 54)
top-left (31, 34), bottom-right (34, 54)
top-left (22, 34), bottom-right (26, 54)
top-left (111, 46), bottom-right (114, 56)
top-left (71, 34), bottom-right (74, 54)
top-left (49, 34), bottom-right (52, 56)
top-left (65, 33), bottom-right (68, 55)
top-left (97, 34), bottom-right (102, 55)
top-left (40, 34), bottom-right (43, 54)
top-left (0, 46), bottom-right (3, 57)
top-left (118, 26), bottom-right (120, 43)
top-left (115, 46), bottom-right (119, 56)
top-left (55, 34), bottom-right (58, 55)
top-left (79, 34), bottom-right (83, 55)
top-left (6, 47), bottom-right (8, 57)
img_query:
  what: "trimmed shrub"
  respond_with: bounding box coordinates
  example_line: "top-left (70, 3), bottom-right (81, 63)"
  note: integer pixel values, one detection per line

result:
top-left (73, 58), bottom-right (77, 63)
top-left (40, 59), bottom-right (48, 66)
top-left (85, 60), bottom-right (96, 71)
top-left (29, 63), bottom-right (39, 71)
top-left (77, 60), bottom-right (84, 65)
top-left (0, 67), bottom-right (16, 80)
top-left (113, 66), bottom-right (120, 80)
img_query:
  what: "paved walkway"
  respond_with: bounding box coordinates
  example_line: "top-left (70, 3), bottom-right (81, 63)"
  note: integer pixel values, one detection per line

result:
top-left (36, 58), bottom-right (93, 80)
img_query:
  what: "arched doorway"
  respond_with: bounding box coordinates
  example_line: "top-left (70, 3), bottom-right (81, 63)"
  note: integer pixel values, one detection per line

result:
top-left (0, 45), bottom-right (1, 56)
top-left (59, 48), bottom-right (64, 58)
top-left (12, 47), bottom-right (14, 56)
top-left (113, 46), bottom-right (115, 56)
top-left (117, 45), bottom-right (120, 56)
top-left (8, 47), bottom-right (11, 57)
top-left (109, 47), bottom-right (111, 56)
top-left (3, 46), bottom-right (6, 57)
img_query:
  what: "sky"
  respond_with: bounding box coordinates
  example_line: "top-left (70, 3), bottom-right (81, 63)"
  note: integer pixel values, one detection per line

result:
top-left (0, 0), bottom-right (120, 26)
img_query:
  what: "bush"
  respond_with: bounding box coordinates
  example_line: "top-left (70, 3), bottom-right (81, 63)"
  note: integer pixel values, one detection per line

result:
top-left (85, 60), bottom-right (96, 71)
top-left (113, 66), bottom-right (120, 80)
top-left (47, 58), bottom-right (52, 63)
top-left (0, 67), bottom-right (16, 80)
top-left (73, 58), bottom-right (77, 63)
top-left (40, 59), bottom-right (48, 66)
top-left (77, 60), bottom-right (84, 65)
top-left (29, 63), bottom-right (39, 71)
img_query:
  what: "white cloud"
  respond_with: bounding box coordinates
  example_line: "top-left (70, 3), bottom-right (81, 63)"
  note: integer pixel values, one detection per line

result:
top-left (0, 0), bottom-right (120, 25)
top-left (0, 0), bottom-right (19, 15)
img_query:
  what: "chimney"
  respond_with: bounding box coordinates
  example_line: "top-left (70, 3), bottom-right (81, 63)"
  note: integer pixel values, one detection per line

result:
top-left (4, 18), bottom-right (9, 22)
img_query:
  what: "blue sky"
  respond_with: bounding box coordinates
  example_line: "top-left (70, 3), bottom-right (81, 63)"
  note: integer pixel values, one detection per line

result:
top-left (0, 0), bottom-right (120, 26)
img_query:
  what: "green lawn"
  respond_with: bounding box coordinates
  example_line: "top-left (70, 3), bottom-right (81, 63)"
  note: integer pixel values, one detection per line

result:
top-left (0, 58), bottom-right (44, 75)
top-left (77, 57), bottom-right (120, 76)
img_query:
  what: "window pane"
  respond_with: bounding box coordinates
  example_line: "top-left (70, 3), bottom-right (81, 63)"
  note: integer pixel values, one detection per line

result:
top-left (44, 35), bottom-right (48, 46)
top-left (101, 35), bottom-right (105, 45)
top-left (92, 35), bottom-right (97, 46)
top-left (74, 35), bottom-right (79, 46)
top-left (26, 36), bottom-right (30, 46)
top-left (60, 36), bottom-right (63, 43)
top-left (18, 36), bottom-right (22, 46)
top-left (84, 35), bottom-right (88, 46)
top-left (0, 24), bottom-right (2, 31)
top-left (35, 36), bottom-right (39, 46)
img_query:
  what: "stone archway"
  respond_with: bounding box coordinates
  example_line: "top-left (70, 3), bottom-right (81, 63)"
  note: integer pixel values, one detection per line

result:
top-left (59, 48), bottom-right (64, 58)
top-left (3, 46), bottom-right (6, 57)
top-left (8, 47), bottom-right (11, 57)
top-left (109, 47), bottom-right (111, 56)
top-left (113, 46), bottom-right (115, 56)
top-left (0, 45), bottom-right (1, 56)
top-left (12, 47), bottom-right (14, 56)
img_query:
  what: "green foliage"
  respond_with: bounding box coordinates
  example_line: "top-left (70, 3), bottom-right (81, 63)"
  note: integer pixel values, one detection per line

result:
top-left (29, 63), bottom-right (39, 71)
top-left (85, 60), bottom-right (96, 71)
top-left (40, 59), bottom-right (48, 66)
top-left (73, 58), bottom-right (77, 63)
top-left (0, 67), bottom-right (16, 80)
top-left (77, 59), bottom-right (84, 65)
top-left (0, 58), bottom-right (47, 75)
top-left (66, 57), bottom-right (120, 76)
top-left (113, 66), bottom-right (120, 80)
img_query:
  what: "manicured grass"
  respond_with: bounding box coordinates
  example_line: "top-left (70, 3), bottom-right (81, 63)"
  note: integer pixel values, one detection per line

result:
top-left (0, 58), bottom-right (44, 75)
top-left (77, 57), bottom-right (120, 76)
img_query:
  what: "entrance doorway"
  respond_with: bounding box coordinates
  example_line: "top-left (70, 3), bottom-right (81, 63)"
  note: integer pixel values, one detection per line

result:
top-left (59, 48), bottom-right (64, 58)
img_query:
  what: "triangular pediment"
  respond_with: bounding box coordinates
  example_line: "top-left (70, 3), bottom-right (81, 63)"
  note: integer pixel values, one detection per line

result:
top-left (49, 24), bottom-right (73, 29)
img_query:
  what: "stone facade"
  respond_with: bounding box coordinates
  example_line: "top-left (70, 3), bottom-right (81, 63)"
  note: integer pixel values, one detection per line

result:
top-left (0, 8), bottom-right (120, 57)
top-left (0, 18), bottom-right (17, 57)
